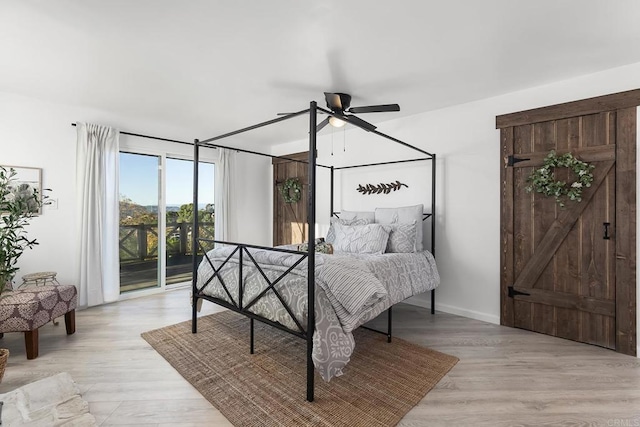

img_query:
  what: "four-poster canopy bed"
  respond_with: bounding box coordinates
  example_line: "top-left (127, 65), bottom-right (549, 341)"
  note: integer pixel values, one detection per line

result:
top-left (191, 101), bottom-right (438, 402)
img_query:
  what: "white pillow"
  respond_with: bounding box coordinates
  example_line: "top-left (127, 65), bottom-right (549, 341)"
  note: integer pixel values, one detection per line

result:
top-left (386, 221), bottom-right (417, 253)
top-left (332, 223), bottom-right (391, 254)
top-left (339, 210), bottom-right (375, 222)
top-left (326, 217), bottom-right (372, 243)
top-left (374, 204), bottom-right (424, 251)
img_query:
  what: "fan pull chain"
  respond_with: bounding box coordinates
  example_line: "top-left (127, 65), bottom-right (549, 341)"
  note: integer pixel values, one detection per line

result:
top-left (331, 126), bottom-right (334, 156)
top-left (343, 127), bottom-right (346, 152)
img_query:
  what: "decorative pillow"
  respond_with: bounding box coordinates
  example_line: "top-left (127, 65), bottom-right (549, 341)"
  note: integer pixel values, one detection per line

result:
top-left (326, 217), bottom-right (372, 244)
top-left (339, 210), bottom-right (375, 222)
top-left (374, 204), bottom-right (424, 251)
top-left (298, 241), bottom-right (334, 254)
top-left (331, 223), bottom-right (391, 254)
top-left (386, 221), bottom-right (417, 253)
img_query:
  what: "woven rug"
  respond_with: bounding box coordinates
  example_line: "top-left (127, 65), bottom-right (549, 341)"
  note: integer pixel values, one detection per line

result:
top-left (142, 311), bottom-right (458, 427)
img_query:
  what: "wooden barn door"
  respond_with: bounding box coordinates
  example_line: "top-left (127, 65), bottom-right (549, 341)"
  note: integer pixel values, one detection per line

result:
top-left (273, 152), bottom-right (308, 246)
top-left (498, 90), bottom-right (638, 356)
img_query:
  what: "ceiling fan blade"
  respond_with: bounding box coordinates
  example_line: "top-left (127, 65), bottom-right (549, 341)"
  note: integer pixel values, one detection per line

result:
top-left (278, 111), bottom-right (327, 116)
top-left (343, 114), bottom-right (376, 132)
top-left (324, 92), bottom-right (343, 110)
top-left (348, 104), bottom-right (400, 114)
top-left (316, 117), bottom-right (330, 132)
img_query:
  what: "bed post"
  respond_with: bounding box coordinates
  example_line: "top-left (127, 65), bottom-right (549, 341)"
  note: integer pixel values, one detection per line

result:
top-left (306, 101), bottom-right (317, 402)
top-left (387, 307), bottom-right (392, 343)
top-left (192, 139), bottom-right (200, 333)
top-left (250, 318), bottom-right (255, 354)
top-left (330, 166), bottom-right (334, 217)
top-left (431, 154), bottom-right (436, 315)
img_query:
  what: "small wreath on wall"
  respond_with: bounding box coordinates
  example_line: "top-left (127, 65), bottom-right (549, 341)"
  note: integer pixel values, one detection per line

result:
top-left (525, 150), bottom-right (595, 208)
top-left (279, 178), bottom-right (302, 204)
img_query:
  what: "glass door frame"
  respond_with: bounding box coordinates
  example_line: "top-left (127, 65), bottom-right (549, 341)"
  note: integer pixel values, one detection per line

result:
top-left (117, 139), bottom-right (217, 301)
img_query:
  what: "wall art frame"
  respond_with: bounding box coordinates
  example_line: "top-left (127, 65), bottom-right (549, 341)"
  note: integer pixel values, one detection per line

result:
top-left (1, 165), bottom-right (43, 215)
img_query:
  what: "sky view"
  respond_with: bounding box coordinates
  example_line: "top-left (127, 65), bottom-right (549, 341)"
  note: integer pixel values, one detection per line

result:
top-left (119, 153), bottom-right (214, 207)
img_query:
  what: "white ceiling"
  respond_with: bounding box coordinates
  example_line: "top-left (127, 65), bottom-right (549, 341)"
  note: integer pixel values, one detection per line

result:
top-left (2, 0), bottom-right (640, 147)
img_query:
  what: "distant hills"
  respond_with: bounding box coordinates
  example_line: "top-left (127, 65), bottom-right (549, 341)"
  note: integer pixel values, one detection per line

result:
top-left (143, 204), bottom-right (213, 214)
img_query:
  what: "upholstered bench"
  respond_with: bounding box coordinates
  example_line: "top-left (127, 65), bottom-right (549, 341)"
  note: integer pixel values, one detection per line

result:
top-left (0, 284), bottom-right (78, 359)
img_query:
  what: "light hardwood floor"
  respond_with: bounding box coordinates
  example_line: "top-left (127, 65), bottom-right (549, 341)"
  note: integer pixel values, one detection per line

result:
top-left (0, 288), bottom-right (638, 426)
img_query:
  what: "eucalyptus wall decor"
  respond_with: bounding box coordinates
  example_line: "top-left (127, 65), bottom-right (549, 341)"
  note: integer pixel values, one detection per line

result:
top-left (356, 180), bottom-right (408, 195)
top-left (525, 150), bottom-right (595, 208)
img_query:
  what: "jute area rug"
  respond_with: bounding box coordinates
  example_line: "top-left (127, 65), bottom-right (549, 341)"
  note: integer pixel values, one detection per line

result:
top-left (142, 311), bottom-right (458, 427)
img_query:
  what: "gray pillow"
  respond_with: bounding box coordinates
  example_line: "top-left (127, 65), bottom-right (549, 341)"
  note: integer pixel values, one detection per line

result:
top-left (374, 204), bottom-right (424, 251)
top-left (326, 217), bottom-right (372, 243)
top-left (386, 221), bottom-right (417, 253)
top-left (339, 210), bottom-right (375, 222)
top-left (332, 223), bottom-right (391, 254)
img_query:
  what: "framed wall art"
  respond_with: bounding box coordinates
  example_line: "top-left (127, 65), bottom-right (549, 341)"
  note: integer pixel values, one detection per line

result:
top-left (1, 165), bottom-right (43, 214)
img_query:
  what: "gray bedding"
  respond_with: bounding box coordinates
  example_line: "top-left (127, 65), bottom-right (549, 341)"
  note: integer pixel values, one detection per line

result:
top-left (196, 246), bottom-right (439, 381)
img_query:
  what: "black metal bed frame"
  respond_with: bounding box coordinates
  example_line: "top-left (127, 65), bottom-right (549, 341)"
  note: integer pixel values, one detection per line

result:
top-left (190, 101), bottom-right (436, 402)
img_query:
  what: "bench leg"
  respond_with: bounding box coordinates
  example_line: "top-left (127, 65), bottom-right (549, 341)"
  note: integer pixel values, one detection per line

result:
top-left (25, 329), bottom-right (39, 359)
top-left (65, 310), bottom-right (76, 335)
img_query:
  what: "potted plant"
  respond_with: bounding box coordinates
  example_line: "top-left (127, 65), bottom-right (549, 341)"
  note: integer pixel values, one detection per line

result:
top-left (0, 166), bottom-right (44, 380)
top-left (0, 166), bottom-right (43, 294)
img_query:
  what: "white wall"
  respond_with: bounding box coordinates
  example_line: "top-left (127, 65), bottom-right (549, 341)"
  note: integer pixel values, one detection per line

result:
top-left (228, 151), bottom-right (272, 246)
top-left (0, 91), bottom-right (270, 293)
top-left (272, 61), bottom-right (640, 351)
top-left (2, 61), bottom-right (638, 354)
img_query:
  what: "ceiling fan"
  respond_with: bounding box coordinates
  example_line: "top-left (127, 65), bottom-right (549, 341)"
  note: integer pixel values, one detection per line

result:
top-left (317, 92), bottom-right (400, 133)
top-left (279, 92), bottom-right (400, 133)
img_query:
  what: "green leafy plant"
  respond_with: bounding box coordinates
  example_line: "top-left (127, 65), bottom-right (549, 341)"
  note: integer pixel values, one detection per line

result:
top-left (525, 151), bottom-right (595, 208)
top-left (0, 166), bottom-right (44, 294)
top-left (278, 178), bottom-right (302, 204)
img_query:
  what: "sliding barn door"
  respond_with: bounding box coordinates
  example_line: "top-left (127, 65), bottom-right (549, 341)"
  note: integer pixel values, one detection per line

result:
top-left (272, 152), bottom-right (308, 246)
top-left (499, 90), bottom-right (637, 356)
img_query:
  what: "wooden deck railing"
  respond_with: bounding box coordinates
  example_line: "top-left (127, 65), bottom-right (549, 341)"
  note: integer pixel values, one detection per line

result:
top-left (119, 222), bottom-right (215, 262)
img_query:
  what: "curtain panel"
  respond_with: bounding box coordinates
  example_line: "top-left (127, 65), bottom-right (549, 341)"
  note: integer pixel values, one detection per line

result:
top-left (214, 147), bottom-right (233, 243)
top-left (75, 123), bottom-right (120, 307)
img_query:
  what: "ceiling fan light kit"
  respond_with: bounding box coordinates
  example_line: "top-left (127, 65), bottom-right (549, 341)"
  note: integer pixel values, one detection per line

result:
top-left (328, 116), bottom-right (346, 128)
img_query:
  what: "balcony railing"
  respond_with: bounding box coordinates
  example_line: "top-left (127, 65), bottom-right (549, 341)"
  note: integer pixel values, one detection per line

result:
top-left (119, 222), bottom-right (215, 291)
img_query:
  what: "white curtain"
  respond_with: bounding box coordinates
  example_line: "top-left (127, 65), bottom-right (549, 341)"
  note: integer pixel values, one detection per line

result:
top-left (214, 148), bottom-right (232, 242)
top-left (75, 123), bottom-right (120, 307)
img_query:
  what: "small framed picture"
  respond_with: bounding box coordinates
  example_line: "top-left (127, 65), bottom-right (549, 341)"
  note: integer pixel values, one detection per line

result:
top-left (1, 165), bottom-right (43, 215)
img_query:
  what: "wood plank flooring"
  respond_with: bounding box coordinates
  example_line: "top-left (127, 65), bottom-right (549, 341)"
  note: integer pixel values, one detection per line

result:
top-left (0, 288), bottom-right (638, 426)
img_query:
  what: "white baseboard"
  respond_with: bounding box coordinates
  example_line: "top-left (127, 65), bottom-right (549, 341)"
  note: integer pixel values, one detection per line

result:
top-left (404, 296), bottom-right (500, 325)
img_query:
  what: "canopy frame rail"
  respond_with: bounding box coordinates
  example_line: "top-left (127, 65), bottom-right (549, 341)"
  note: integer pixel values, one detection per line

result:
top-left (76, 100), bottom-right (437, 403)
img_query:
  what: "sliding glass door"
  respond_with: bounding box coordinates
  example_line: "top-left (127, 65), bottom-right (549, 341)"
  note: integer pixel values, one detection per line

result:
top-left (119, 152), bottom-right (161, 292)
top-left (165, 158), bottom-right (215, 286)
top-left (118, 152), bottom-right (215, 294)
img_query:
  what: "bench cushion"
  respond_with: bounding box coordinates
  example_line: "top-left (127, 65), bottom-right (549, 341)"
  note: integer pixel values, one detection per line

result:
top-left (0, 285), bottom-right (78, 332)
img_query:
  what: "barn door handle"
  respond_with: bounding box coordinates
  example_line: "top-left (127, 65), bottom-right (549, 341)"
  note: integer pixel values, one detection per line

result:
top-left (603, 222), bottom-right (611, 240)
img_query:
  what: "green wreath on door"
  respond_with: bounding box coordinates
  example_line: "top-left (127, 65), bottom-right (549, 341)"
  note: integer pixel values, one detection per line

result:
top-left (525, 151), bottom-right (594, 208)
top-left (279, 178), bottom-right (302, 204)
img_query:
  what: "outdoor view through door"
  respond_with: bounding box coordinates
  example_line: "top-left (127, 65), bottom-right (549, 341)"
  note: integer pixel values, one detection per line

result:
top-left (119, 153), bottom-right (215, 293)
top-left (165, 158), bottom-right (214, 286)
